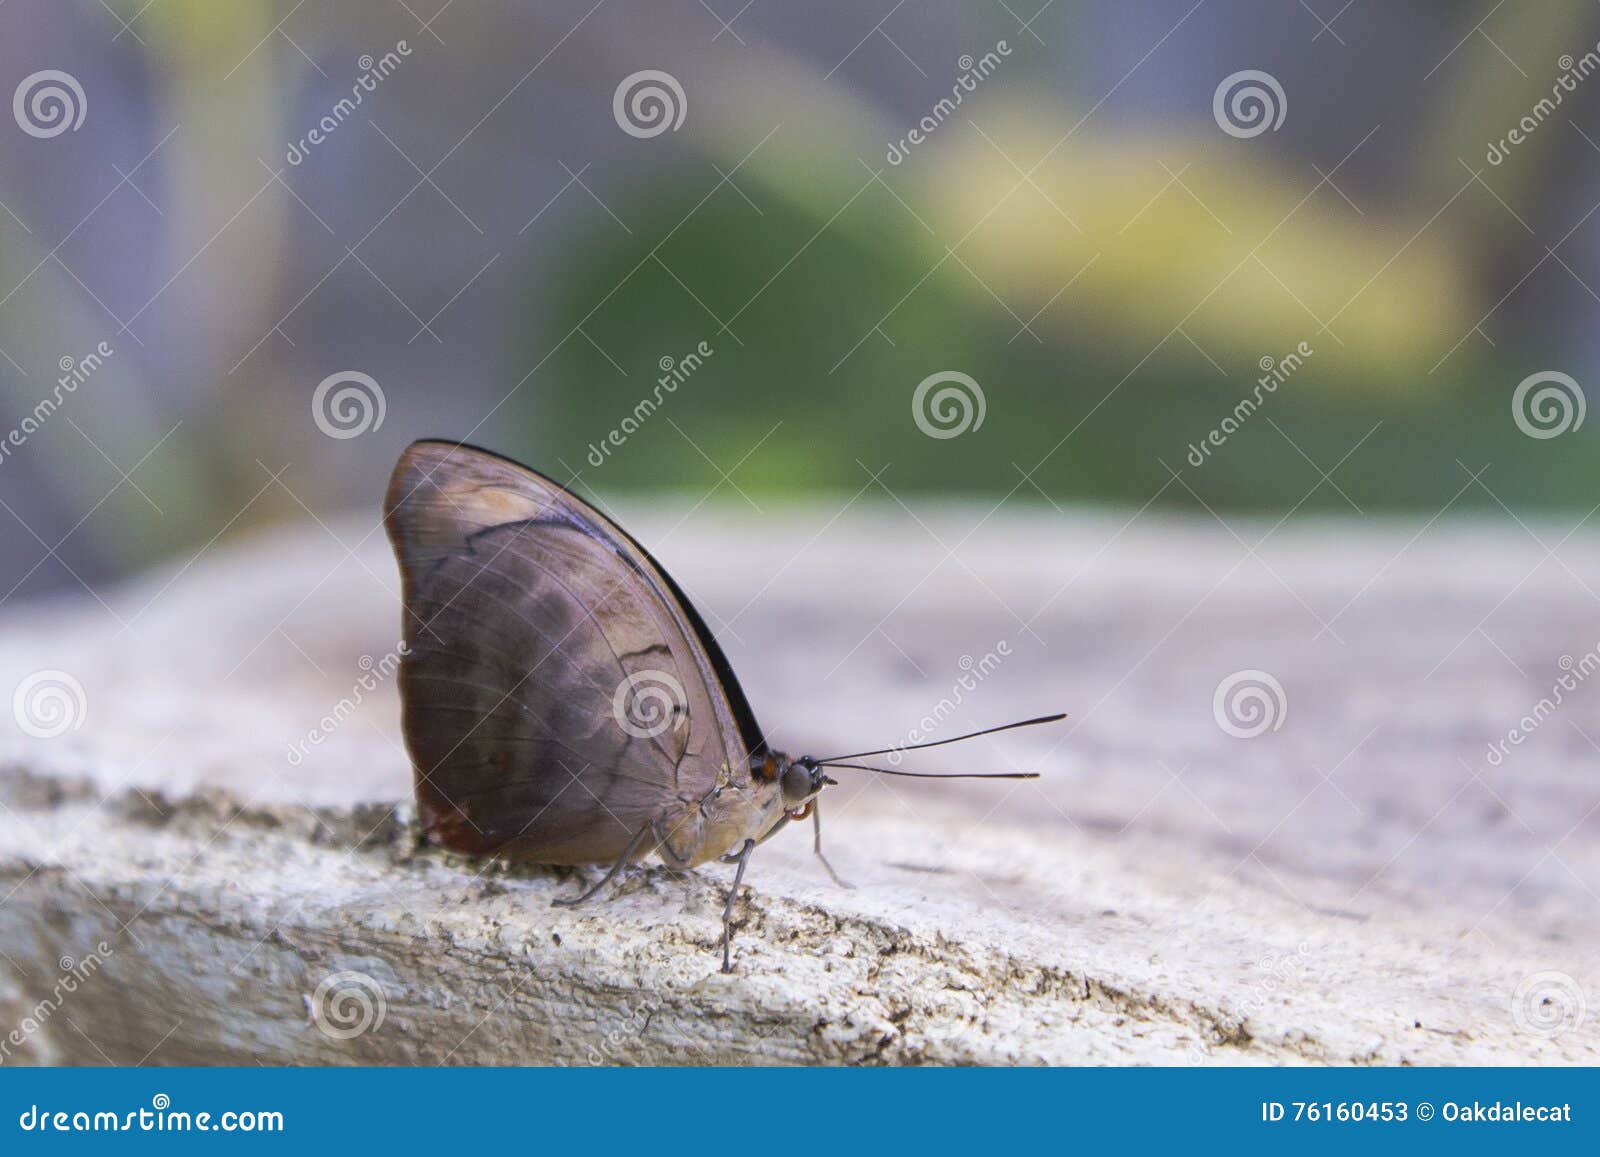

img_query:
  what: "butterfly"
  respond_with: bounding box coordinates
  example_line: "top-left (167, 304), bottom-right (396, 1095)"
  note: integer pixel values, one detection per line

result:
top-left (383, 440), bottom-right (1059, 970)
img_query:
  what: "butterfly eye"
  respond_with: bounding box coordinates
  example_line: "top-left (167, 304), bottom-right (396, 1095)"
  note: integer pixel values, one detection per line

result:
top-left (780, 762), bottom-right (814, 805)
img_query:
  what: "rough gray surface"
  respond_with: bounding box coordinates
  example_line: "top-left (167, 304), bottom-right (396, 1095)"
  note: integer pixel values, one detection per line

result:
top-left (0, 504), bottom-right (1596, 1064)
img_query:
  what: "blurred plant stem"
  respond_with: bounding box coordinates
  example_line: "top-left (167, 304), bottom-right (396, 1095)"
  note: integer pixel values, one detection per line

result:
top-left (1414, 0), bottom-right (1597, 247)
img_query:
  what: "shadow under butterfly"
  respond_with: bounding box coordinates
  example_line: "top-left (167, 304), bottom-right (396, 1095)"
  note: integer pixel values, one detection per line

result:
top-left (384, 440), bottom-right (1061, 971)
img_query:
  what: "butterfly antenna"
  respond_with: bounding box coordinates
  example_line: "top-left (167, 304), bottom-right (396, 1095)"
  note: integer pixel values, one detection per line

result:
top-left (813, 712), bottom-right (1067, 765)
top-left (820, 761), bottom-right (1039, 780)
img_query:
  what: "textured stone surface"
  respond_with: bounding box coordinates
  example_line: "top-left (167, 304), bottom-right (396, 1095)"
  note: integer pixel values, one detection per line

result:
top-left (0, 504), bottom-right (1596, 1064)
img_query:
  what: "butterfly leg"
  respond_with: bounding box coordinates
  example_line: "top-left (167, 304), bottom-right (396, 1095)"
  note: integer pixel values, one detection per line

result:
top-left (721, 838), bottom-right (756, 974)
top-left (551, 822), bottom-right (655, 908)
top-left (811, 802), bottom-right (855, 890)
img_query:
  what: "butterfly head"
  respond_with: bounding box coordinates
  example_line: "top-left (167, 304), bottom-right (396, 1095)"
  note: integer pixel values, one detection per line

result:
top-left (750, 751), bottom-right (835, 820)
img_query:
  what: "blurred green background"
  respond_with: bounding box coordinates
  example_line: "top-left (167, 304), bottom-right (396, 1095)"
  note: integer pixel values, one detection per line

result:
top-left (2, 0), bottom-right (1599, 597)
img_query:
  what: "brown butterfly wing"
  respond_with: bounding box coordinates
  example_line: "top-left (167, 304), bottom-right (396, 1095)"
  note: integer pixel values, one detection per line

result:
top-left (383, 440), bottom-right (760, 865)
